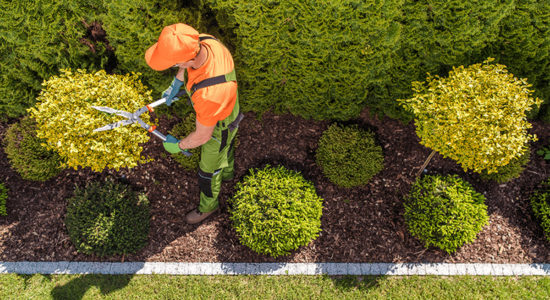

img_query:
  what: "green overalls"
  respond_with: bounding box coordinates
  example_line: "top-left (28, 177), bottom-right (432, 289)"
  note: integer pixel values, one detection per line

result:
top-left (184, 36), bottom-right (242, 213)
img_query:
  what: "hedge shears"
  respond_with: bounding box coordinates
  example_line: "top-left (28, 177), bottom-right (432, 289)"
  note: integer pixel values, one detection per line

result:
top-left (91, 90), bottom-right (192, 156)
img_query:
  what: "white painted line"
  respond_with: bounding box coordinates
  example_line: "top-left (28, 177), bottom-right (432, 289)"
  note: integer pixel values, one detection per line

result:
top-left (0, 262), bottom-right (549, 276)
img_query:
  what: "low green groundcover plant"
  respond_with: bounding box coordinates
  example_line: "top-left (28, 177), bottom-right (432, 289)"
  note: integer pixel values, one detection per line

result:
top-left (479, 147), bottom-right (531, 183)
top-left (531, 178), bottom-right (550, 242)
top-left (316, 124), bottom-right (384, 188)
top-left (0, 182), bottom-right (7, 216)
top-left (537, 140), bottom-right (550, 161)
top-left (3, 116), bottom-right (64, 181)
top-left (229, 165), bottom-right (323, 257)
top-left (404, 174), bottom-right (489, 254)
top-left (65, 180), bottom-right (149, 257)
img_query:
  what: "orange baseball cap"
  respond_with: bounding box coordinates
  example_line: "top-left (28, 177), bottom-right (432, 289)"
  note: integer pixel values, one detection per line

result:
top-left (145, 24), bottom-right (200, 71)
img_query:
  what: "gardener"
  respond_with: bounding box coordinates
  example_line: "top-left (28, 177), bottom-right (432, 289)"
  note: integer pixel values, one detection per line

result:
top-left (145, 23), bottom-right (242, 224)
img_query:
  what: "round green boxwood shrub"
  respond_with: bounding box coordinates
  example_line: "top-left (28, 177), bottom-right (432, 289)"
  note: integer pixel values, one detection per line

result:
top-left (479, 147), bottom-right (531, 183)
top-left (531, 178), bottom-right (550, 243)
top-left (65, 180), bottom-right (150, 257)
top-left (229, 165), bottom-right (324, 257)
top-left (316, 124), bottom-right (384, 188)
top-left (168, 113), bottom-right (201, 171)
top-left (404, 174), bottom-right (489, 254)
top-left (3, 116), bottom-right (64, 181)
top-left (0, 182), bottom-right (7, 216)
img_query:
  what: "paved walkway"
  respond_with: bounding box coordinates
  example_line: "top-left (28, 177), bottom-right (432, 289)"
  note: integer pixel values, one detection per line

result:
top-left (1, 262), bottom-right (549, 275)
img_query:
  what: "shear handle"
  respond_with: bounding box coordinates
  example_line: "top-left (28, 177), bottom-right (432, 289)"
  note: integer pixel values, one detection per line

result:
top-left (135, 90), bottom-right (189, 117)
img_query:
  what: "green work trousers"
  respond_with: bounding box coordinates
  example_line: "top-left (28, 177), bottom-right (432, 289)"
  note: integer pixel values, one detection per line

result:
top-left (197, 99), bottom-right (240, 213)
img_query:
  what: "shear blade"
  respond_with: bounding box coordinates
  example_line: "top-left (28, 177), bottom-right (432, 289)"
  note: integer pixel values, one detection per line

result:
top-left (92, 106), bottom-right (133, 118)
top-left (92, 106), bottom-right (120, 114)
top-left (93, 119), bottom-right (134, 132)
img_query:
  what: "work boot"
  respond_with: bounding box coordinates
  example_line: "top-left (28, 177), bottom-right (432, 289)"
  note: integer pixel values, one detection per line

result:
top-left (185, 207), bottom-right (219, 224)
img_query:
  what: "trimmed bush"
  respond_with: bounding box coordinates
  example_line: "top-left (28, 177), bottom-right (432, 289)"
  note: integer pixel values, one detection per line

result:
top-left (404, 175), bottom-right (489, 253)
top-left (229, 165), bottom-right (323, 257)
top-left (65, 180), bottom-right (149, 257)
top-left (316, 124), bottom-right (384, 188)
top-left (210, 0), bottom-right (402, 121)
top-left (399, 59), bottom-right (543, 175)
top-left (479, 147), bottom-right (531, 183)
top-left (3, 117), bottom-right (64, 181)
top-left (0, 0), bottom-right (110, 120)
top-left (532, 178), bottom-right (550, 243)
top-left (0, 183), bottom-right (7, 216)
top-left (29, 69), bottom-right (154, 172)
top-left (168, 113), bottom-right (201, 171)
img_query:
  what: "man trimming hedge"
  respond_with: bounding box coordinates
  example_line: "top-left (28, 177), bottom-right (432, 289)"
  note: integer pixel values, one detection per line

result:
top-left (145, 23), bottom-right (242, 224)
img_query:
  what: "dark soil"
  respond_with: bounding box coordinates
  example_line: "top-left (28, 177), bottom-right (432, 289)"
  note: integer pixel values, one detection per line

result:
top-left (1, 109), bottom-right (549, 263)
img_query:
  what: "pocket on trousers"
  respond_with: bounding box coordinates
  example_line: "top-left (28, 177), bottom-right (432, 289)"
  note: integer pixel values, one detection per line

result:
top-left (198, 169), bottom-right (213, 198)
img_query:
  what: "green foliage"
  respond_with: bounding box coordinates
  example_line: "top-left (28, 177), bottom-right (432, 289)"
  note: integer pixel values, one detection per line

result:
top-left (531, 178), bottom-right (550, 243)
top-left (99, 0), bottom-right (206, 99)
top-left (29, 69), bottom-right (154, 172)
top-left (168, 113), bottom-right (201, 171)
top-left (65, 180), bottom-right (150, 256)
top-left (2, 117), bottom-right (64, 181)
top-left (482, 0), bottom-right (550, 120)
top-left (377, 0), bottom-right (514, 121)
top-left (537, 140), bottom-right (550, 161)
top-left (400, 59), bottom-right (543, 175)
top-left (0, 182), bottom-right (7, 216)
top-left (404, 174), bottom-right (489, 254)
top-left (0, 0), bottom-right (110, 120)
top-left (229, 165), bottom-right (324, 257)
top-left (316, 124), bottom-right (384, 188)
top-left (210, 0), bottom-right (403, 121)
top-left (479, 146), bottom-right (531, 183)
top-left (540, 104), bottom-right (550, 124)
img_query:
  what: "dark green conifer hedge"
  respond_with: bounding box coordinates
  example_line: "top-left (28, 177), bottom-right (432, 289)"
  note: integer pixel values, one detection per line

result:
top-left (377, 0), bottom-right (515, 121)
top-left (210, 0), bottom-right (403, 121)
top-left (483, 0), bottom-right (550, 121)
top-left (0, 0), bottom-right (109, 119)
top-left (99, 0), bottom-right (205, 98)
top-left (209, 0), bottom-right (550, 122)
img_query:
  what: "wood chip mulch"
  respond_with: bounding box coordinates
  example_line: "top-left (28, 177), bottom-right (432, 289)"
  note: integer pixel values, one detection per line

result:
top-left (0, 109), bottom-right (549, 263)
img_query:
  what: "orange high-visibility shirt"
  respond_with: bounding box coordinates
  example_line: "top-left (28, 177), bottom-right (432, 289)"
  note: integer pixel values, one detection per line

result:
top-left (186, 34), bottom-right (238, 127)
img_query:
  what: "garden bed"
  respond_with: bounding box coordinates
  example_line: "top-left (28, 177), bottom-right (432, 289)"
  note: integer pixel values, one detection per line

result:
top-left (0, 109), bottom-right (549, 263)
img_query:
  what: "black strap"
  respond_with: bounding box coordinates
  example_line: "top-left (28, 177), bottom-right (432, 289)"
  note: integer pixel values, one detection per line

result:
top-left (191, 75), bottom-right (228, 95)
top-left (190, 35), bottom-right (236, 96)
top-left (219, 129), bottom-right (228, 152)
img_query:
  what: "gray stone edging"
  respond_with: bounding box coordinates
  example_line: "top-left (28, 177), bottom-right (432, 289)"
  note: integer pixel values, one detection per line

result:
top-left (1, 262), bottom-right (549, 275)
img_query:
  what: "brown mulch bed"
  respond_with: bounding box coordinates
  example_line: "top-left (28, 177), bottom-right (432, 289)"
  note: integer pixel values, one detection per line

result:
top-left (0, 109), bottom-right (549, 263)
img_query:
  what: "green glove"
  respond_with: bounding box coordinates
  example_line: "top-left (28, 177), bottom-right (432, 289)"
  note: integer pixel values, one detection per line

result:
top-left (163, 135), bottom-right (193, 156)
top-left (163, 134), bottom-right (183, 154)
top-left (162, 77), bottom-right (184, 106)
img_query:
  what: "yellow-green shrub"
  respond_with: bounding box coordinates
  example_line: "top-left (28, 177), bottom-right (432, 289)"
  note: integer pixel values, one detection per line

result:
top-left (399, 59), bottom-right (543, 174)
top-left (29, 69), bottom-right (154, 172)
